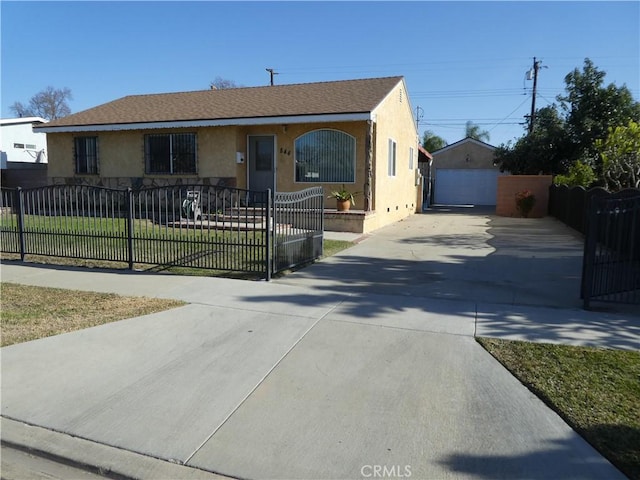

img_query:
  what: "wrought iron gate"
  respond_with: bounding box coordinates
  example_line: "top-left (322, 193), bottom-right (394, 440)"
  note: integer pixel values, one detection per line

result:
top-left (272, 187), bottom-right (324, 277)
top-left (582, 192), bottom-right (640, 309)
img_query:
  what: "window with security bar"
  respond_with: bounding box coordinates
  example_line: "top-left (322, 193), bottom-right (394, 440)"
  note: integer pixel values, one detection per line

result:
top-left (74, 136), bottom-right (98, 174)
top-left (145, 133), bottom-right (197, 174)
top-left (295, 129), bottom-right (355, 183)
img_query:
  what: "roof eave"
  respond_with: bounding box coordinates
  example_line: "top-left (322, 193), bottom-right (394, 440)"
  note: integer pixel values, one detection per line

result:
top-left (35, 112), bottom-right (373, 133)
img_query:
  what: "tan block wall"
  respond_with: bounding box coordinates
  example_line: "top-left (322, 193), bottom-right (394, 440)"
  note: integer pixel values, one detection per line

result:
top-left (496, 175), bottom-right (553, 218)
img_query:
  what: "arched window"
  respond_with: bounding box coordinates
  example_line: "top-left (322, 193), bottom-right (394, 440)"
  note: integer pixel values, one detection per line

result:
top-left (295, 129), bottom-right (355, 183)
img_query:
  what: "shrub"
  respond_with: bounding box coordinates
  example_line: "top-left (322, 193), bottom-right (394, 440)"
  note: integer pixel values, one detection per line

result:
top-left (554, 160), bottom-right (597, 188)
top-left (515, 190), bottom-right (536, 218)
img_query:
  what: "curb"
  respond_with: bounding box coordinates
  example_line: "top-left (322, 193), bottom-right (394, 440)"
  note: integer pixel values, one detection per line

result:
top-left (1, 417), bottom-right (233, 480)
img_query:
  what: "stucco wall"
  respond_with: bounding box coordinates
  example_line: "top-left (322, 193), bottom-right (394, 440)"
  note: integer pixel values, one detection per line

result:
top-left (371, 80), bottom-right (420, 225)
top-left (496, 175), bottom-right (553, 218)
top-left (47, 127), bottom-right (239, 186)
top-left (234, 122), bottom-right (369, 209)
top-left (432, 140), bottom-right (497, 170)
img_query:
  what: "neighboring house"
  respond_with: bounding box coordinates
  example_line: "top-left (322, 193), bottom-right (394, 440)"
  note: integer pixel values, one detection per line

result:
top-left (417, 145), bottom-right (433, 208)
top-left (1, 117), bottom-right (48, 188)
top-left (35, 76), bottom-right (421, 233)
top-left (430, 137), bottom-right (506, 206)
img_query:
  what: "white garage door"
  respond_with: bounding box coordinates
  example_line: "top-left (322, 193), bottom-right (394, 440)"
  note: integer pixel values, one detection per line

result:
top-left (434, 169), bottom-right (501, 205)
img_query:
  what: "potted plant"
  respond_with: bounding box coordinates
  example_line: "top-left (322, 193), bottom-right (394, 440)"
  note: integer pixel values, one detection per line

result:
top-left (328, 185), bottom-right (361, 211)
top-left (515, 190), bottom-right (536, 218)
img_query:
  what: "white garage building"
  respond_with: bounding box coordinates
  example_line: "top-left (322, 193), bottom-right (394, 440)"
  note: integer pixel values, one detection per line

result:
top-left (430, 137), bottom-right (506, 206)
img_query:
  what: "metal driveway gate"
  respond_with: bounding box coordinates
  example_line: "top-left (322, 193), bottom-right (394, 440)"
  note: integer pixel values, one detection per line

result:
top-left (272, 187), bottom-right (324, 275)
top-left (582, 193), bottom-right (640, 309)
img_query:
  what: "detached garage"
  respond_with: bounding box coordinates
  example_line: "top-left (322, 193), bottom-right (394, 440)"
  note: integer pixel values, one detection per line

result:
top-left (430, 137), bottom-right (505, 206)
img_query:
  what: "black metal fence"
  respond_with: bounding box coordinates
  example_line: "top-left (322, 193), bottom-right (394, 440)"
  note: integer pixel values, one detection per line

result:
top-left (0, 184), bottom-right (324, 279)
top-left (549, 185), bottom-right (640, 309)
top-left (580, 191), bottom-right (640, 309)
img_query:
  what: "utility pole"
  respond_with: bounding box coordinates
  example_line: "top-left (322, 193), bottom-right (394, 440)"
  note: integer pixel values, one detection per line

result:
top-left (528, 57), bottom-right (542, 134)
top-left (266, 68), bottom-right (278, 86)
top-left (415, 106), bottom-right (424, 131)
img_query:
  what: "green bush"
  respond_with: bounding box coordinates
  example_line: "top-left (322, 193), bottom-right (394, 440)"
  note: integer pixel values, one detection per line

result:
top-left (554, 160), bottom-right (597, 188)
top-left (515, 190), bottom-right (536, 218)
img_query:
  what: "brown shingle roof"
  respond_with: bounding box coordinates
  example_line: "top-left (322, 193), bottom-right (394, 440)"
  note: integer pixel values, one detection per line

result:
top-left (42, 76), bottom-right (404, 129)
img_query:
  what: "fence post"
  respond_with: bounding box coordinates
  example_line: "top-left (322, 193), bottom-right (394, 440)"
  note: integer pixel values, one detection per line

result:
top-left (126, 188), bottom-right (134, 270)
top-left (15, 187), bottom-right (26, 261)
top-left (581, 196), bottom-right (598, 310)
top-left (265, 189), bottom-right (272, 281)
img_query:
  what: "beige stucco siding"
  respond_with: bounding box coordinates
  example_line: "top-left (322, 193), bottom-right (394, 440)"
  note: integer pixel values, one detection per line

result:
top-left (46, 127), bottom-right (238, 181)
top-left (371, 80), bottom-right (420, 222)
top-left (46, 133), bottom-right (75, 177)
top-left (272, 122), bottom-right (368, 208)
top-left (432, 141), bottom-right (497, 170)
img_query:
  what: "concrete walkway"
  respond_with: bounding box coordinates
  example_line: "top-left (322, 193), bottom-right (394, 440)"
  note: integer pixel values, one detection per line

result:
top-left (1, 209), bottom-right (638, 479)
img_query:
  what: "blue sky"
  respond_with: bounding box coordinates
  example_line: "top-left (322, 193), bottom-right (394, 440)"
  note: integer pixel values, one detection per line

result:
top-left (2, 1), bottom-right (638, 147)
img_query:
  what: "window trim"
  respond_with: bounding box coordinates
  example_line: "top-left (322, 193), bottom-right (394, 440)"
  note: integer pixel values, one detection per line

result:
top-left (144, 132), bottom-right (197, 175)
top-left (409, 146), bottom-right (415, 170)
top-left (294, 128), bottom-right (356, 184)
top-left (388, 138), bottom-right (397, 177)
top-left (74, 136), bottom-right (99, 175)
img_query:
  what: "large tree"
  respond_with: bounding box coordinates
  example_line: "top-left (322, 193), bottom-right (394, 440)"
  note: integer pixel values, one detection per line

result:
top-left (10, 86), bottom-right (72, 120)
top-left (465, 121), bottom-right (490, 142)
top-left (495, 105), bottom-right (570, 175)
top-left (558, 58), bottom-right (640, 164)
top-left (495, 58), bottom-right (640, 181)
top-left (422, 130), bottom-right (447, 152)
top-left (210, 76), bottom-right (241, 89)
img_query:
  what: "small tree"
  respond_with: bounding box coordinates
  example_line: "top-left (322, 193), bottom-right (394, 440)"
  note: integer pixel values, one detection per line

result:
top-left (422, 130), bottom-right (447, 152)
top-left (465, 121), bottom-right (490, 142)
top-left (10, 86), bottom-right (72, 120)
top-left (553, 160), bottom-right (597, 188)
top-left (596, 121), bottom-right (640, 190)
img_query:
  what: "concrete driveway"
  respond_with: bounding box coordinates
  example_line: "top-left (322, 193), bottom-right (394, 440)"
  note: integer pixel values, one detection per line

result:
top-left (2, 208), bottom-right (637, 479)
top-left (277, 206), bottom-right (587, 309)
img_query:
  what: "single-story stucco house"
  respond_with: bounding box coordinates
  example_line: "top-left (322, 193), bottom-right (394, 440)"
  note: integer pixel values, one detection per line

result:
top-left (35, 76), bottom-right (422, 233)
top-left (429, 137), bottom-right (506, 206)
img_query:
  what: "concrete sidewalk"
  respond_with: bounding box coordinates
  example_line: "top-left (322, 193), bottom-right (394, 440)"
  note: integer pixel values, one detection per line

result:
top-left (1, 210), bottom-right (637, 478)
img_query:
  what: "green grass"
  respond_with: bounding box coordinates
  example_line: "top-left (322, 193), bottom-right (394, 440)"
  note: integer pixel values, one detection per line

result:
top-left (1, 213), bottom-right (270, 274)
top-left (477, 337), bottom-right (640, 480)
top-left (323, 239), bottom-right (355, 257)
top-left (1, 283), bottom-right (185, 347)
top-left (1, 214), bottom-right (355, 279)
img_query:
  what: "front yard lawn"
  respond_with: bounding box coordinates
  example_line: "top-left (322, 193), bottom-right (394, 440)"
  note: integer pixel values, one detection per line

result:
top-left (1, 283), bottom-right (185, 347)
top-left (478, 337), bottom-right (640, 480)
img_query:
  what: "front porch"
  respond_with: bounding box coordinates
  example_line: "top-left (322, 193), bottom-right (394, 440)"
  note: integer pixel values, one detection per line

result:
top-left (323, 209), bottom-right (378, 234)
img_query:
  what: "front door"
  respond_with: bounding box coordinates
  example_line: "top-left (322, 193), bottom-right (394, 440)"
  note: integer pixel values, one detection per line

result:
top-left (248, 135), bottom-right (275, 194)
